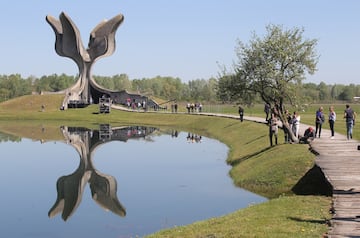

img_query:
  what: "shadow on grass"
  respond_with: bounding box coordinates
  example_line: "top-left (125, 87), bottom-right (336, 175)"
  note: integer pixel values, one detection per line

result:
top-left (244, 135), bottom-right (268, 145)
top-left (229, 146), bottom-right (273, 166)
top-left (288, 216), bottom-right (328, 225)
top-left (292, 164), bottom-right (333, 196)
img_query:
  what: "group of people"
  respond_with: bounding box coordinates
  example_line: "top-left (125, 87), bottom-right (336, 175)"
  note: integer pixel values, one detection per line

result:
top-left (126, 98), bottom-right (147, 111)
top-left (267, 107), bottom-right (302, 146)
top-left (312, 104), bottom-right (355, 140)
top-left (170, 102), bottom-right (178, 113)
top-left (265, 103), bottom-right (357, 146)
top-left (299, 105), bottom-right (337, 143)
top-left (186, 102), bottom-right (203, 113)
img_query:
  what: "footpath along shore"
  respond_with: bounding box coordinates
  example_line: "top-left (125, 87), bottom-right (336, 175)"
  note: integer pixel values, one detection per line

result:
top-left (203, 112), bottom-right (360, 237)
top-left (112, 105), bottom-right (360, 237)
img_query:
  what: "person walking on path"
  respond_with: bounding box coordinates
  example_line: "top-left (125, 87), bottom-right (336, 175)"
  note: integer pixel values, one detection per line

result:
top-left (268, 113), bottom-right (279, 146)
top-left (328, 106), bottom-right (336, 139)
top-left (315, 106), bottom-right (325, 138)
top-left (344, 104), bottom-right (356, 140)
top-left (238, 106), bottom-right (244, 122)
top-left (264, 103), bottom-right (270, 121)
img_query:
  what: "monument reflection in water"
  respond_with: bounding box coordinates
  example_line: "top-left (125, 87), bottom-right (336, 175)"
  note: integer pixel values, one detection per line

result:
top-left (48, 125), bottom-right (158, 221)
top-left (0, 124), bottom-right (267, 237)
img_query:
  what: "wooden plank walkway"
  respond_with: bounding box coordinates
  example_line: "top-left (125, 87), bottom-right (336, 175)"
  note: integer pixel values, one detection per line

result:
top-left (112, 105), bottom-right (360, 237)
top-left (310, 126), bottom-right (360, 237)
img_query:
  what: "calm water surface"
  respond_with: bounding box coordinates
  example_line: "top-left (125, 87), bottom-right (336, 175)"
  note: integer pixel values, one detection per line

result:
top-left (0, 125), bottom-right (266, 238)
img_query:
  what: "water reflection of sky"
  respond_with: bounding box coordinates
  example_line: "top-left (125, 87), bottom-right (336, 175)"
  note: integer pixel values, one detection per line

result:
top-left (0, 129), bottom-right (266, 238)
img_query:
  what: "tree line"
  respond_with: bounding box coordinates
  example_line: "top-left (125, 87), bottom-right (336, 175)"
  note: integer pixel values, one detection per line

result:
top-left (0, 23), bottom-right (344, 145)
top-left (0, 73), bottom-right (359, 104)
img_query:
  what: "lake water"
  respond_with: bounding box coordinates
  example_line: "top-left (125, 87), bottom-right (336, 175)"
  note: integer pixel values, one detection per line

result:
top-left (0, 125), bottom-right (266, 238)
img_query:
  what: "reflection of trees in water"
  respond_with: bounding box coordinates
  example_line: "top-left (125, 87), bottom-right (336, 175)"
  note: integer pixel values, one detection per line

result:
top-left (48, 124), bottom-right (158, 221)
top-left (187, 133), bottom-right (202, 143)
top-left (0, 132), bottom-right (21, 142)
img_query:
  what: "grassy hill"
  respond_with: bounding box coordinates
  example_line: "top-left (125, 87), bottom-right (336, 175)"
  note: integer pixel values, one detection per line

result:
top-left (0, 94), bottom-right (64, 112)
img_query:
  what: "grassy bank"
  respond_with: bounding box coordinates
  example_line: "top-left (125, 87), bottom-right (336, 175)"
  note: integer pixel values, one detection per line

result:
top-left (0, 95), bottom-right (332, 237)
top-left (147, 196), bottom-right (330, 238)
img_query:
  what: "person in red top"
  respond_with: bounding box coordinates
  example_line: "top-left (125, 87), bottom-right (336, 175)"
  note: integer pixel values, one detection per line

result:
top-left (300, 127), bottom-right (315, 144)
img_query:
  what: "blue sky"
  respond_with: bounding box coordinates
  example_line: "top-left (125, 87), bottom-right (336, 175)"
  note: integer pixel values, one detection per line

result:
top-left (1, 0), bottom-right (359, 84)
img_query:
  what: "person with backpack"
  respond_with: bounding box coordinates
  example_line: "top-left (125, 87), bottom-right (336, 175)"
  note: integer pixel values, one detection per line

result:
top-left (344, 104), bottom-right (356, 140)
top-left (264, 103), bottom-right (270, 121)
top-left (315, 107), bottom-right (325, 138)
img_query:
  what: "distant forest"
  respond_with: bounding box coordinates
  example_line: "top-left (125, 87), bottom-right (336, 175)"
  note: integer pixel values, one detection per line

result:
top-left (0, 73), bottom-right (359, 104)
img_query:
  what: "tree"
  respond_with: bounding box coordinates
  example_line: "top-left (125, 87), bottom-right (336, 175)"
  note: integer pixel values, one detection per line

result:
top-left (317, 81), bottom-right (330, 101)
top-left (219, 24), bottom-right (318, 142)
top-left (202, 77), bottom-right (218, 102)
top-left (338, 84), bottom-right (356, 101)
top-left (113, 74), bottom-right (131, 91)
top-left (216, 75), bottom-right (232, 103)
top-left (301, 82), bottom-right (319, 103)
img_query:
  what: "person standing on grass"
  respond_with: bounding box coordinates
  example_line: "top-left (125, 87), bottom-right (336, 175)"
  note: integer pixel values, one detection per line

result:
top-left (264, 103), bottom-right (270, 121)
top-left (268, 113), bottom-right (278, 146)
top-left (344, 104), bottom-right (356, 140)
top-left (284, 109), bottom-right (292, 143)
top-left (315, 106), bottom-right (325, 138)
top-left (291, 111), bottom-right (300, 139)
top-left (328, 106), bottom-right (336, 139)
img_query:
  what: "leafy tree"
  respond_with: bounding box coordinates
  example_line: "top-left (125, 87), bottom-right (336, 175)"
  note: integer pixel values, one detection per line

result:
top-left (317, 81), bottom-right (330, 101)
top-left (159, 76), bottom-right (182, 99)
top-left (112, 74), bottom-right (131, 91)
top-left (188, 80), bottom-right (201, 100)
top-left (202, 77), bottom-right (218, 102)
top-left (330, 84), bottom-right (339, 101)
top-left (354, 85), bottom-right (360, 99)
top-left (33, 74), bottom-right (75, 93)
top-left (219, 24), bottom-right (319, 142)
top-left (0, 74), bottom-right (32, 101)
top-left (301, 82), bottom-right (319, 103)
top-left (216, 75), bottom-right (232, 103)
top-left (338, 84), bottom-right (356, 101)
top-left (94, 75), bottom-right (115, 90)
top-left (0, 88), bottom-right (11, 102)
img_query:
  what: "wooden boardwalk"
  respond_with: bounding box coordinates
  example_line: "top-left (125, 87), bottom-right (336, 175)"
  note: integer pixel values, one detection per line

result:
top-left (112, 106), bottom-right (360, 237)
top-left (310, 126), bottom-right (360, 237)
